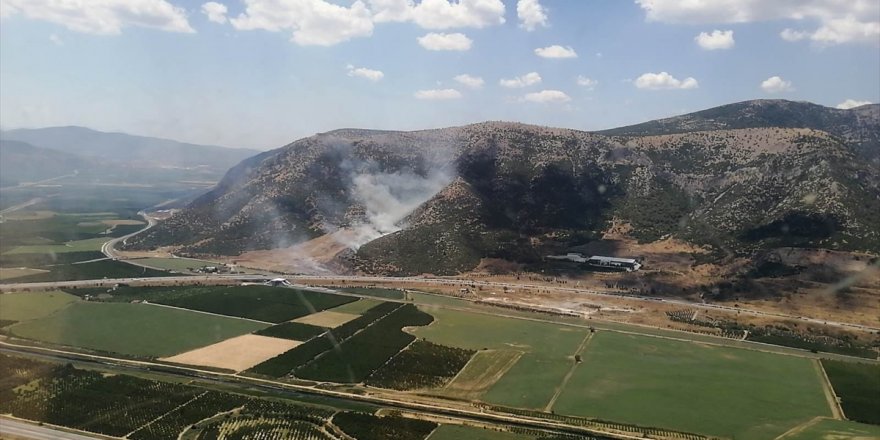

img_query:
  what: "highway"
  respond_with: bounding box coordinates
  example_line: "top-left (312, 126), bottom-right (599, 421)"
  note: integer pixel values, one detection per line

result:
top-left (2, 271), bottom-right (878, 334)
top-left (0, 418), bottom-right (101, 440)
top-left (100, 211), bottom-right (157, 260)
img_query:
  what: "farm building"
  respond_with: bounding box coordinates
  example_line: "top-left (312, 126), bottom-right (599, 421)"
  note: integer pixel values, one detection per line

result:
top-left (546, 253), bottom-right (642, 272)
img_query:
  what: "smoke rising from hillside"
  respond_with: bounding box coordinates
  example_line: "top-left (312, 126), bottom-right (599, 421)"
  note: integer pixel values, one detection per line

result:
top-left (342, 167), bottom-right (453, 248)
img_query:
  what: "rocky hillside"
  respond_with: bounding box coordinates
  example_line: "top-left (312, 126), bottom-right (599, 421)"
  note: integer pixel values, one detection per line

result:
top-left (126, 100), bottom-right (880, 275)
top-left (600, 99), bottom-right (879, 164)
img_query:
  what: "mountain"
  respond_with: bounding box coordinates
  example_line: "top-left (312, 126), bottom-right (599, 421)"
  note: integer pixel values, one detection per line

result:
top-left (600, 99), bottom-right (880, 163)
top-left (0, 139), bottom-right (95, 187)
top-left (125, 100), bottom-right (880, 275)
top-left (0, 126), bottom-right (259, 174)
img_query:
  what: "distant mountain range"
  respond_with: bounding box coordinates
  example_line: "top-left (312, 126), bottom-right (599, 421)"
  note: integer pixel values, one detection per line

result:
top-left (0, 126), bottom-right (259, 186)
top-left (123, 99), bottom-right (880, 275)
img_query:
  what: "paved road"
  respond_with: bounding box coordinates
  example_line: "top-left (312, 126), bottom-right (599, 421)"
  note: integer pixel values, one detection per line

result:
top-left (100, 211), bottom-right (156, 260)
top-left (0, 418), bottom-right (101, 440)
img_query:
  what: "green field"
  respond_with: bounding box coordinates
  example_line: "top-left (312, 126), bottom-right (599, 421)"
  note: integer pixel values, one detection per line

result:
top-left (337, 287), bottom-right (406, 300)
top-left (5, 237), bottom-right (111, 254)
top-left (329, 297), bottom-right (384, 314)
top-left (428, 425), bottom-right (535, 440)
top-left (133, 257), bottom-right (221, 271)
top-left (821, 360), bottom-right (880, 424)
top-left (6, 259), bottom-right (170, 283)
top-left (552, 331), bottom-right (832, 439)
top-left (7, 301), bottom-right (267, 357)
top-left (776, 418), bottom-right (880, 440)
top-left (411, 307), bottom-right (588, 408)
top-left (0, 291), bottom-right (79, 321)
top-left (159, 286), bottom-right (358, 323)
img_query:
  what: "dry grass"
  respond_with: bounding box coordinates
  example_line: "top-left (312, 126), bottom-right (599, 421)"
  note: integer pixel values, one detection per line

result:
top-left (293, 310), bottom-right (360, 328)
top-left (161, 334), bottom-right (301, 372)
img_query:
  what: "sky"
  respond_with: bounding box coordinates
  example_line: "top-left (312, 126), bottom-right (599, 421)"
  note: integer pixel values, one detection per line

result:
top-left (1, 0), bottom-right (878, 150)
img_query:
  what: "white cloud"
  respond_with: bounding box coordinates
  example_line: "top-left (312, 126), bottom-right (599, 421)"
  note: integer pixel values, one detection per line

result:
top-left (634, 72), bottom-right (698, 90)
top-left (576, 76), bottom-right (598, 90)
top-left (635, 0), bottom-right (880, 45)
top-left (48, 33), bottom-right (63, 45)
top-left (414, 88), bottom-right (462, 100)
top-left (347, 64), bottom-right (384, 81)
top-left (534, 45), bottom-right (577, 59)
top-left (417, 32), bottom-right (472, 51)
top-left (836, 99), bottom-right (872, 109)
top-left (522, 90), bottom-right (571, 103)
top-left (0, 0), bottom-right (194, 34)
top-left (368, 0), bottom-right (505, 29)
top-left (517, 0), bottom-right (547, 31)
top-left (500, 72), bottom-right (542, 88)
top-left (760, 76), bottom-right (793, 93)
top-left (230, 0), bottom-right (374, 46)
top-left (454, 74), bottom-right (484, 89)
top-left (202, 2), bottom-right (228, 24)
top-left (780, 28), bottom-right (809, 41)
top-left (694, 29), bottom-right (734, 50)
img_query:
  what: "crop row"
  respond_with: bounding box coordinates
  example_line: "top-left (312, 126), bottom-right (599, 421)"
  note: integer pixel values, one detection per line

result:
top-left (364, 340), bottom-right (474, 390)
top-left (295, 304), bottom-right (435, 383)
top-left (157, 286), bottom-right (358, 323)
top-left (248, 302), bottom-right (403, 378)
top-left (332, 412), bottom-right (436, 440)
top-left (480, 404), bottom-right (715, 440)
top-left (255, 321), bottom-right (328, 341)
top-left (0, 361), bottom-right (199, 437)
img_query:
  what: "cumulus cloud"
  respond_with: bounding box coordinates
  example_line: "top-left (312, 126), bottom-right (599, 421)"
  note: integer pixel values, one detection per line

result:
top-left (368, 0), bottom-right (505, 29)
top-left (417, 32), bottom-right (472, 51)
top-left (500, 72), bottom-right (542, 88)
top-left (760, 76), bottom-right (793, 93)
top-left (230, 0), bottom-right (374, 46)
top-left (454, 74), bottom-right (484, 89)
top-left (534, 45), bottom-right (577, 58)
top-left (522, 90), bottom-right (571, 103)
top-left (202, 2), bottom-right (228, 24)
top-left (414, 88), bottom-right (462, 100)
top-left (0, 0), bottom-right (194, 34)
top-left (347, 64), bottom-right (384, 81)
top-left (576, 75), bottom-right (598, 90)
top-left (695, 30), bottom-right (734, 50)
top-left (836, 99), bottom-right (872, 109)
top-left (634, 72), bottom-right (698, 90)
top-left (635, 0), bottom-right (880, 45)
top-left (517, 0), bottom-right (547, 31)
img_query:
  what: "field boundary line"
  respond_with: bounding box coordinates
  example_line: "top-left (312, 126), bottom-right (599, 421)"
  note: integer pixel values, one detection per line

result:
top-left (544, 332), bottom-right (594, 412)
top-left (773, 416), bottom-right (826, 440)
top-left (142, 301), bottom-right (274, 325)
top-left (814, 360), bottom-right (845, 420)
top-left (124, 391), bottom-right (207, 438)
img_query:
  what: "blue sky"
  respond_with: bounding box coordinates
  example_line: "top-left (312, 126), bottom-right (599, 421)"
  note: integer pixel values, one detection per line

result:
top-left (1, 0), bottom-right (878, 149)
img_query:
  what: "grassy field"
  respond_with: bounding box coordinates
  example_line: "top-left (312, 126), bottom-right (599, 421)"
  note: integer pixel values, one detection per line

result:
top-left (7, 259), bottom-right (170, 283)
top-left (132, 257), bottom-right (220, 271)
top-left (0, 267), bottom-right (49, 280)
top-left (0, 291), bottom-right (79, 321)
top-left (5, 237), bottom-right (111, 254)
top-left (7, 301), bottom-right (267, 357)
top-left (821, 360), bottom-right (880, 424)
top-left (552, 331), bottom-right (832, 440)
top-left (411, 307), bottom-right (588, 409)
top-left (428, 425), bottom-right (535, 440)
top-left (329, 298), bottom-right (384, 314)
top-left (440, 350), bottom-right (523, 400)
top-left (776, 418), bottom-right (880, 440)
top-left (337, 287), bottom-right (406, 300)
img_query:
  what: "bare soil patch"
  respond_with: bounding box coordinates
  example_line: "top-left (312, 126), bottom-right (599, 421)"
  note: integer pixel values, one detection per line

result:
top-left (161, 334), bottom-right (301, 372)
top-left (293, 310), bottom-right (360, 328)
